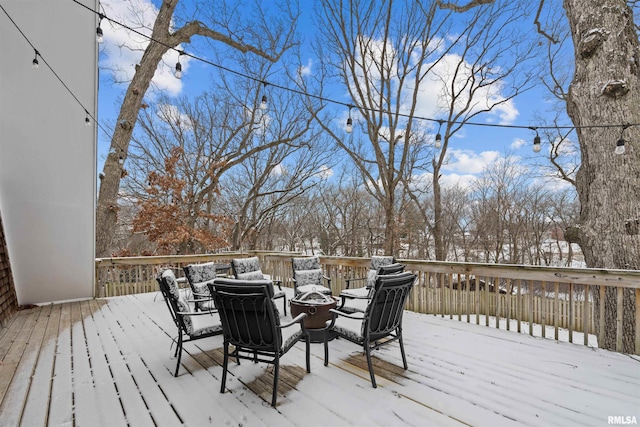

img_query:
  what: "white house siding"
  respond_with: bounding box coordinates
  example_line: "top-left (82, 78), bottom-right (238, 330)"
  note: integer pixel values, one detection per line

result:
top-left (0, 0), bottom-right (97, 304)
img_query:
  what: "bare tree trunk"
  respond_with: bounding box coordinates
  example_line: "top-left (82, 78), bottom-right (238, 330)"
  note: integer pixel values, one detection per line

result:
top-left (96, 2), bottom-right (178, 257)
top-left (564, 0), bottom-right (639, 352)
top-left (432, 162), bottom-right (445, 261)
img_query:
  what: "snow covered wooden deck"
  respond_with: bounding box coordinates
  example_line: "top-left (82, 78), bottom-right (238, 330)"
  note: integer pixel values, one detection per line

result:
top-left (1, 290), bottom-right (639, 426)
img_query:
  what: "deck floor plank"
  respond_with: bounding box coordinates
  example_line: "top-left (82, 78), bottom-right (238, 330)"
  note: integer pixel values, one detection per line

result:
top-left (47, 299), bottom-right (74, 426)
top-left (20, 303), bottom-right (61, 427)
top-left (69, 300), bottom-right (105, 427)
top-left (0, 291), bottom-right (638, 427)
top-left (91, 296), bottom-right (185, 426)
top-left (0, 305), bottom-right (51, 425)
top-left (81, 298), bottom-right (141, 427)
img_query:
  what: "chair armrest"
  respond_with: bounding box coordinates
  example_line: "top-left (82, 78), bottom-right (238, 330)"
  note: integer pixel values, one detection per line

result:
top-left (329, 308), bottom-right (364, 320)
top-left (345, 277), bottom-right (366, 289)
top-left (323, 276), bottom-right (332, 287)
top-left (177, 310), bottom-right (218, 317)
top-left (272, 279), bottom-right (283, 291)
top-left (191, 291), bottom-right (211, 298)
top-left (279, 313), bottom-right (307, 329)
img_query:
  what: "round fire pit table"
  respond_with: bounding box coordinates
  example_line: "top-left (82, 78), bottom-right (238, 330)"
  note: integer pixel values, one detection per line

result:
top-left (290, 291), bottom-right (338, 344)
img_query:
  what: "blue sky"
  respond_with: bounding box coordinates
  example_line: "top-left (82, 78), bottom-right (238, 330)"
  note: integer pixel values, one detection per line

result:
top-left (96, 0), bottom-right (574, 190)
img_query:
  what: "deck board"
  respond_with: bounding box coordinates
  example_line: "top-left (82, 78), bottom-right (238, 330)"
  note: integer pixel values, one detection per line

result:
top-left (0, 290), bottom-right (638, 426)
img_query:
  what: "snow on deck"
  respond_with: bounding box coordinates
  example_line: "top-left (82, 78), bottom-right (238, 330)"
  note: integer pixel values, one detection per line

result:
top-left (0, 290), bottom-right (638, 426)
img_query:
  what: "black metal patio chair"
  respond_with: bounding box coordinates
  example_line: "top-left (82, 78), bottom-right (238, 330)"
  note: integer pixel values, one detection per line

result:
top-left (156, 269), bottom-right (223, 377)
top-left (208, 278), bottom-right (310, 407)
top-left (291, 256), bottom-right (332, 296)
top-left (183, 262), bottom-right (219, 312)
top-left (343, 255), bottom-right (396, 294)
top-left (328, 271), bottom-right (416, 388)
top-left (230, 256), bottom-right (288, 315)
top-left (338, 260), bottom-right (406, 312)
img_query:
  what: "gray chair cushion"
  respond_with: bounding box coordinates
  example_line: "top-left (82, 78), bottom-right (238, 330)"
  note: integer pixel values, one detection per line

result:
top-left (236, 270), bottom-right (266, 280)
top-left (232, 257), bottom-right (262, 275)
top-left (294, 269), bottom-right (323, 286)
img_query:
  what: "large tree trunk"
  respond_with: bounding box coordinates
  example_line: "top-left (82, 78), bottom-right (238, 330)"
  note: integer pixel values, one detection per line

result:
top-left (96, 1), bottom-right (178, 257)
top-left (564, 0), bottom-right (639, 352)
top-left (432, 162), bottom-right (445, 261)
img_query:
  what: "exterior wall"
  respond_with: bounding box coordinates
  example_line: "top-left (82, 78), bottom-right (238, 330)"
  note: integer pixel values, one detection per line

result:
top-left (0, 0), bottom-right (97, 304)
top-left (0, 211), bottom-right (18, 327)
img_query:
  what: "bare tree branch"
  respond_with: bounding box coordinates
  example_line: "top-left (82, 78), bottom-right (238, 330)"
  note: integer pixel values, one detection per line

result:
top-left (534, 0), bottom-right (559, 43)
top-left (435, 0), bottom-right (495, 12)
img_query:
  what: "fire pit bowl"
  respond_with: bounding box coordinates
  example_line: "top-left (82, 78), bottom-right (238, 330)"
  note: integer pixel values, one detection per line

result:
top-left (290, 291), bottom-right (337, 329)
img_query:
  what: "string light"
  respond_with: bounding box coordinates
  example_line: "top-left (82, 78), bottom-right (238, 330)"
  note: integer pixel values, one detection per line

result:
top-left (68, 1), bottom-right (640, 145)
top-left (85, 110), bottom-right (91, 126)
top-left (260, 81), bottom-right (268, 110)
top-left (174, 51), bottom-right (183, 79)
top-left (615, 124), bottom-right (630, 155)
top-left (530, 127), bottom-right (541, 153)
top-left (346, 105), bottom-right (353, 133)
top-left (435, 120), bottom-right (444, 149)
top-left (32, 49), bottom-right (39, 69)
top-left (96, 13), bottom-right (104, 43)
top-left (4, 1), bottom-right (639, 155)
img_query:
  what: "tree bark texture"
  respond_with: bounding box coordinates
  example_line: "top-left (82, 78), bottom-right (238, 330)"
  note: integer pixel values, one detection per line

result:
top-left (564, 0), bottom-right (639, 352)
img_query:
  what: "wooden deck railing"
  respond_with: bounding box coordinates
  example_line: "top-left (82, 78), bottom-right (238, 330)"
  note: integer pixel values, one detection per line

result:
top-left (95, 252), bottom-right (640, 355)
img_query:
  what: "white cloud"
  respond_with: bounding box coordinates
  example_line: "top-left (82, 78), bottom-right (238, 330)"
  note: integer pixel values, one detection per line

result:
top-left (271, 164), bottom-right (286, 176)
top-left (317, 165), bottom-right (333, 179)
top-left (157, 103), bottom-right (192, 129)
top-left (100, 0), bottom-right (187, 97)
top-left (511, 138), bottom-right (527, 150)
top-left (420, 53), bottom-right (519, 125)
top-left (298, 59), bottom-right (313, 77)
top-left (442, 149), bottom-right (501, 174)
top-left (440, 173), bottom-right (478, 189)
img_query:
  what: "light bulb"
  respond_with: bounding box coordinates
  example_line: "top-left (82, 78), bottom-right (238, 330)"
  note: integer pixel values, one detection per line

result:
top-left (32, 57), bottom-right (39, 69)
top-left (346, 117), bottom-right (353, 133)
top-left (260, 95), bottom-right (268, 110)
top-left (533, 135), bottom-right (541, 153)
top-left (174, 62), bottom-right (182, 79)
top-left (615, 138), bottom-right (626, 155)
top-left (85, 116), bottom-right (91, 126)
top-left (96, 27), bottom-right (104, 43)
top-left (435, 133), bottom-right (442, 149)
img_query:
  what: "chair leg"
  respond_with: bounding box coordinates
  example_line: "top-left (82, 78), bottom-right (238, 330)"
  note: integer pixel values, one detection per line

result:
top-left (323, 331), bottom-right (329, 367)
top-left (306, 334), bottom-right (311, 372)
top-left (220, 341), bottom-right (229, 394)
top-left (364, 341), bottom-right (377, 388)
top-left (282, 296), bottom-right (287, 316)
top-left (398, 328), bottom-right (408, 369)
top-left (174, 330), bottom-right (183, 377)
top-left (272, 356), bottom-right (280, 406)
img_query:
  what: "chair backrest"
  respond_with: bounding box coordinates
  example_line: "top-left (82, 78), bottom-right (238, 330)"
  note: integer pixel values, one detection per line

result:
top-left (156, 269), bottom-right (194, 334)
top-left (291, 256), bottom-right (323, 286)
top-left (364, 272), bottom-right (416, 341)
top-left (231, 257), bottom-right (266, 280)
top-left (377, 262), bottom-right (405, 275)
top-left (183, 262), bottom-right (218, 294)
top-left (370, 255), bottom-right (395, 271)
top-left (365, 262), bottom-right (405, 289)
top-left (209, 278), bottom-right (280, 351)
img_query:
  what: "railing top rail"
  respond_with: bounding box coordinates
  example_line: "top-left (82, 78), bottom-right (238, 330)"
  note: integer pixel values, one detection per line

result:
top-left (95, 252), bottom-right (247, 267)
top-left (95, 253), bottom-right (640, 289)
